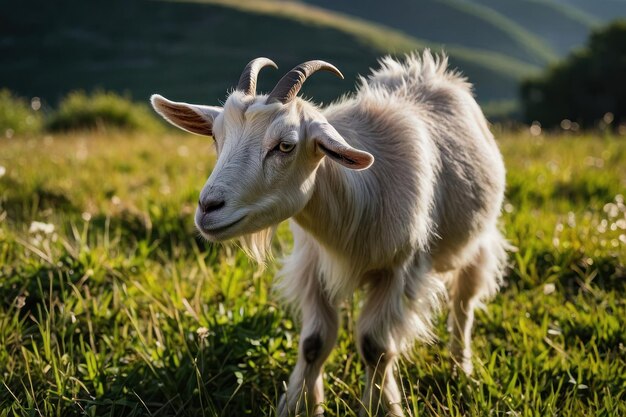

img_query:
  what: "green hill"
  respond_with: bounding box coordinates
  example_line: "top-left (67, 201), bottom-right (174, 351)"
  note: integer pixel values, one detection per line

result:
top-left (0, 0), bottom-right (537, 113)
top-left (555, 0), bottom-right (626, 21)
top-left (302, 0), bottom-right (557, 65)
top-left (467, 0), bottom-right (597, 54)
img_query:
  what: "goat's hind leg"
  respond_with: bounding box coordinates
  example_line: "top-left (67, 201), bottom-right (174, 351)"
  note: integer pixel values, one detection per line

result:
top-left (278, 275), bottom-right (338, 416)
top-left (448, 237), bottom-right (504, 375)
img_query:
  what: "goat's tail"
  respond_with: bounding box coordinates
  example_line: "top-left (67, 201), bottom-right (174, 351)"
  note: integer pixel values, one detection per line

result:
top-left (473, 226), bottom-right (513, 304)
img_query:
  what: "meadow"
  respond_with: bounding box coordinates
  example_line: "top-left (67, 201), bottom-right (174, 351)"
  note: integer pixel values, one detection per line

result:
top-left (0, 129), bottom-right (624, 416)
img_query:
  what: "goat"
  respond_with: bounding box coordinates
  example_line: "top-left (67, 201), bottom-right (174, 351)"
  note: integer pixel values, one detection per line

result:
top-left (151, 51), bottom-right (508, 417)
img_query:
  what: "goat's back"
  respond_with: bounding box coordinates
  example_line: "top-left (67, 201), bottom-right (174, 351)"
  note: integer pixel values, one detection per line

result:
top-left (321, 51), bottom-right (505, 271)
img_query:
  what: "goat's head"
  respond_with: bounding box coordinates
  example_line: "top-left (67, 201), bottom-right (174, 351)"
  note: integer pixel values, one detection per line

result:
top-left (151, 58), bottom-right (373, 254)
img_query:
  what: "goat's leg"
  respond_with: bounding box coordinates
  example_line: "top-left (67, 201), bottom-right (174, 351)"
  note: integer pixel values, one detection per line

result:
top-left (447, 244), bottom-right (497, 375)
top-left (278, 280), bottom-right (338, 417)
top-left (356, 271), bottom-right (406, 417)
top-left (447, 265), bottom-right (477, 375)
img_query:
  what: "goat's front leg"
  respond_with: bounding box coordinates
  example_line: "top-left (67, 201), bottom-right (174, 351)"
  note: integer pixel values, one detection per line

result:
top-left (357, 271), bottom-right (407, 417)
top-left (278, 279), bottom-right (338, 417)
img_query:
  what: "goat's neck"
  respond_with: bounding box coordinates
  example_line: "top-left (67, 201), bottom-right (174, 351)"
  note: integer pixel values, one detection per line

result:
top-left (292, 100), bottom-right (368, 252)
top-left (294, 158), bottom-right (366, 253)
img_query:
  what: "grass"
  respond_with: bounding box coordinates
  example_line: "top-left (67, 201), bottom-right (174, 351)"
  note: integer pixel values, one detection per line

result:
top-left (0, 89), bottom-right (43, 138)
top-left (0, 88), bottom-right (164, 137)
top-left (0, 129), bottom-right (625, 416)
top-left (46, 91), bottom-right (164, 133)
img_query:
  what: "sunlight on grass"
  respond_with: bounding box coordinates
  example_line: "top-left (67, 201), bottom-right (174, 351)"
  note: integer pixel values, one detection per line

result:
top-left (0, 130), bottom-right (624, 416)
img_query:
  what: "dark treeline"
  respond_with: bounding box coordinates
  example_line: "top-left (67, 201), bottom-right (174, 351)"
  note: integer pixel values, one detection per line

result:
top-left (521, 21), bottom-right (626, 129)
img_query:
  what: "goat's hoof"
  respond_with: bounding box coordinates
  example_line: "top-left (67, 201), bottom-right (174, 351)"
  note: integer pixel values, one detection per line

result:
top-left (460, 356), bottom-right (474, 375)
top-left (359, 408), bottom-right (404, 417)
top-left (450, 358), bottom-right (473, 377)
top-left (385, 402), bottom-right (405, 417)
top-left (311, 402), bottom-right (326, 416)
top-left (278, 393), bottom-right (315, 417)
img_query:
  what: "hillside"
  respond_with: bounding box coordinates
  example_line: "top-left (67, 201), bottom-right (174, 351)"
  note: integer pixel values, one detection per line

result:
top-left (303, 0), bottom-right (557, 65)
top-left (0, 0), bottom-right (537, 112)
top-left (466, 0), bottom-right (597, 54)
top-left (555, 0), bottom-right (626, 21)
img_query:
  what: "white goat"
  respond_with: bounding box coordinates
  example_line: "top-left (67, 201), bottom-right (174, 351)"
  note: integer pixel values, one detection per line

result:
top-left (151, 51), bottom-right (508, 417)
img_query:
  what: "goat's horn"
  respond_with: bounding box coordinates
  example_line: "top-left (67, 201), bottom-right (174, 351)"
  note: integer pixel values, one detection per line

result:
top-left (237, 57), bottom-right (278, 96)
top-left (267, 60), bottom-right (344, 104)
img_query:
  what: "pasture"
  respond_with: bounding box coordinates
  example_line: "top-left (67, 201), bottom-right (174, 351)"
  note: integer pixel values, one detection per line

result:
top-left (0, 130), bottom-right (624, 416)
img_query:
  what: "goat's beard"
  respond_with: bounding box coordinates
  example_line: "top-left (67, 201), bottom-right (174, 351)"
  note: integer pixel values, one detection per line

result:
top-left (238, 225), bottom-right (277, 266)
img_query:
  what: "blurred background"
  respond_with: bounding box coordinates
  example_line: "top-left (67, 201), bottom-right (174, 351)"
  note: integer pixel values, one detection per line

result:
top-left (2, 0), bottom-right (626, 129)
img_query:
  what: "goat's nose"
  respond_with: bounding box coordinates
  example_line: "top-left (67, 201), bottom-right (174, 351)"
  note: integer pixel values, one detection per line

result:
top-left (198, 198), bottom-right (225, 214)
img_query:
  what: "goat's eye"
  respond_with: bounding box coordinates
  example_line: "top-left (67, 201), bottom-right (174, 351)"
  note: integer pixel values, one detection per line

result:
top-left (278, 141), bottom-right (296, 153)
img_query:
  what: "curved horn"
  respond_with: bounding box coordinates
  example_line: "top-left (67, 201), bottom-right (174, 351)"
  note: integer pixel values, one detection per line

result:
top-left (267, 60), bottom-right (344, 104)
top-left (236, 57), bottom-right (278, 96)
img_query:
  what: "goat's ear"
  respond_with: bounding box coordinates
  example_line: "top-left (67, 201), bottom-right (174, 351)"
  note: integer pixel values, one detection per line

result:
top-left (309, 122), bottom-right (374, 170)
top-left (150, 94), bottom-right (221, 137)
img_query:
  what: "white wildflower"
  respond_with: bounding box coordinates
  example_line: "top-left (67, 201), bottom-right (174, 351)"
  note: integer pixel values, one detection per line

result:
top-left (543, 283), bottom-right (556, 295)
top-left (196, 326), bottom-right (209, 340)
top-left (177, 145), bottom-right (189, 157)
top-left (29, 221), bottom-right (55, 235)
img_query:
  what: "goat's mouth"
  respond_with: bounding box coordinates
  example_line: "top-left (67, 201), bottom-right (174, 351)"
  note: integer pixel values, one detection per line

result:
top-left (200, 215), bottom-right (247, 238)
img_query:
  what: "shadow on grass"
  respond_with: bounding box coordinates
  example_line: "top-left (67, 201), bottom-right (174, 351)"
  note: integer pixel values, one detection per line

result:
top-left (0, 178), bottom-right (82, 222)
top-left (81, 310), bottom-right (291, 417)
top-left (508, 248), bottom-right (625, 293)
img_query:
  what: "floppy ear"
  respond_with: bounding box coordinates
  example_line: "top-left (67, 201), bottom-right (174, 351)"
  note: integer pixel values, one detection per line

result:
top-left (150, 94), bottom-right (221, 136)
top-left (309, 121), bottom-right (374, 170)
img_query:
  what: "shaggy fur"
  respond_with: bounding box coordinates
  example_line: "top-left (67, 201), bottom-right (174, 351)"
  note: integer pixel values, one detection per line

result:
top-left (151, 50), bottom-right (508, 417)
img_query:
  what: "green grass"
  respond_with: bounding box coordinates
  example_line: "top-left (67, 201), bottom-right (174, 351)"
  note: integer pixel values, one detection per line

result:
top-left (46, 91), bottom-right (164, 133)
top-left (0, 89), bottom-right (43, 138)
top-left (1, 130), bottom-right (625, 416)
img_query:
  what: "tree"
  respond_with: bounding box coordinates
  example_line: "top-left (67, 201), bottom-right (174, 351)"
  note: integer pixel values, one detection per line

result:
top-left (521, 20), bottom-right (626, 129)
